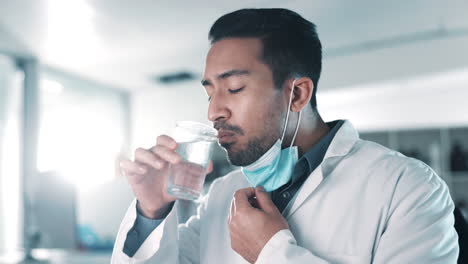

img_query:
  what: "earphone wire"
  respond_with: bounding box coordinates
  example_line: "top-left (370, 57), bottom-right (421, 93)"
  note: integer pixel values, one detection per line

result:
top-left (281, 79), bottom-right (301, 147)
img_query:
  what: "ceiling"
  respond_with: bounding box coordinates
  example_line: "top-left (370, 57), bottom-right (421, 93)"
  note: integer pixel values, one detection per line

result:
top-left (0, 0), bottom-right (467, 91)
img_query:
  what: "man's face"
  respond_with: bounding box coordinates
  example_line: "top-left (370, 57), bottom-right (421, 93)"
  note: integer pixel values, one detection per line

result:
top-left (202, 37), bottom-right (285, 166)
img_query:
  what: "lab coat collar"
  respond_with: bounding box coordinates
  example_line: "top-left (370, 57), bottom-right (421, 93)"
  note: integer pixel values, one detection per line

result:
top-left (284, 120), bottom-right (359, 218)
top-left (322, 120), bottom-right (359, 159)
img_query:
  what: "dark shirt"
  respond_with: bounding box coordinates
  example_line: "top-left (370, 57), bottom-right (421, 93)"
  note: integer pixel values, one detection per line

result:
top-left (123, 202), bottom-right (167, 257)
top-left (271, 120), bottom-right (344, 213)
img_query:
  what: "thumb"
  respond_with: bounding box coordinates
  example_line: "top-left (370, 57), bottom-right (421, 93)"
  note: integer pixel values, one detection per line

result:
top-left (255, 186), bottom-right (279, 214)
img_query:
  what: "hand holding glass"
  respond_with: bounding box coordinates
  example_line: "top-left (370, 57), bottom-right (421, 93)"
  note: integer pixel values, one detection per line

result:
top-left (166, 121), bottom-right (217, 200)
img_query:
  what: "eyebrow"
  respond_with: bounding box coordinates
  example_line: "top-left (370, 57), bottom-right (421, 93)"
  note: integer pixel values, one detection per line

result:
top-left (201, 69), bottom-right (250, 86)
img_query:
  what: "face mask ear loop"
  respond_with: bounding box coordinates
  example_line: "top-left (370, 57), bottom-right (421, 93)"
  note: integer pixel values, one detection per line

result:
top-left (290, 110), bottom-right (302, 148)
top-left (280, 79), bottom-right (297, 142)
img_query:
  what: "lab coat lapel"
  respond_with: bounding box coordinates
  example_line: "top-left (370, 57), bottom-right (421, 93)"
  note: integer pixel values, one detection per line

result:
top-left (283, 120), bottom-right (359, 219)
top-left (283, 167), bottom-right (323, 218)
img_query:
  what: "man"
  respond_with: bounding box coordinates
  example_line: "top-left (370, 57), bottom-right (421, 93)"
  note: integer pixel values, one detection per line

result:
top-left (112, 8), bottom-right (459, 263)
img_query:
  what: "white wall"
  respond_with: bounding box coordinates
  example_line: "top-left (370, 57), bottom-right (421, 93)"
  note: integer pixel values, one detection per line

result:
top-left (131, 81), bottom-right (210, 149)
top-left (319, 68), bottom-right (468, 131)
top-left (0, 55), bottom-right (22, 253)
top-left (0, 24), bottom-right (33, 57)
top-left (77, 178), bottom-right (134, 240)
top-left (320, 34), bottom-right (468, 91)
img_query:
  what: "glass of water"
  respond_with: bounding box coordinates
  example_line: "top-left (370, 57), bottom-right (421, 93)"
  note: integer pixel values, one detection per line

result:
top-left (166, 121), bottom-right (218, 200)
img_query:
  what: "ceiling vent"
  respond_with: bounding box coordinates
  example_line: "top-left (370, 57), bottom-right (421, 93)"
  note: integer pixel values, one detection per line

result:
top-left (153, 71), bottom-right (197, 84)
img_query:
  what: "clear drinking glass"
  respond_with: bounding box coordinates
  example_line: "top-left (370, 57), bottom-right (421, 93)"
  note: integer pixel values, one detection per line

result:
top-left (166, 121), bottom-right (218, 200)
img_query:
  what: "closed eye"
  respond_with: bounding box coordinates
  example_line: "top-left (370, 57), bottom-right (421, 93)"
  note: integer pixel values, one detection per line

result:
top-left (228, 86), bottom-right (245, 94)
top-left (208, 86), bottom-right (244, 101)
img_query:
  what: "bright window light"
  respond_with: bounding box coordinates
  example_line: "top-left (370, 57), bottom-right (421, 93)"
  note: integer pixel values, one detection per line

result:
top-left (1, 116), bottom-right (22, 252)
top-left (40, 79), bottom-right (63, 94)
top-left (0, 60), bottom-right (23, 254)
top-left (45, 0), bottom-right (101, 63)
top-left (37, 77), bottom-right (125, 192)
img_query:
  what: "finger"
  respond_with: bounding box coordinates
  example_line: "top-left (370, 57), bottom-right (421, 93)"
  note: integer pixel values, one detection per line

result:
top-left (156, 135), bottom-right (177, 150)
top-left (179, 161), bottom-right (205, 175)
top-left (255, 186), bottom-right (280, 214)
top-left (126, 172), bottom-right (146, 184)
top-left (171, 161), bottom-right (205, 189)
top-left (150, 145), bottom-right (182, 164)
top-left (120, 158), bottom-right (148, 175)
top-left (134, 147), bottom-right (164, 169)
top-left (248, 197), bottom-right (260, 209)
top-left (206, 160), bottom-right (213, 174)
top-left (233, 187), bottom-right (255, 209)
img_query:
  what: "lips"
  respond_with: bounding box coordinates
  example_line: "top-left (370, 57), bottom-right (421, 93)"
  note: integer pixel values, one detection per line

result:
top-left (217, 130), bottom-right (236, 144)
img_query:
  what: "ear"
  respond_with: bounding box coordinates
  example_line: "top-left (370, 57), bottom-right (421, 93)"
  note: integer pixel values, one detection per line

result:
top-left (285, 77), bottom-right (314, 112)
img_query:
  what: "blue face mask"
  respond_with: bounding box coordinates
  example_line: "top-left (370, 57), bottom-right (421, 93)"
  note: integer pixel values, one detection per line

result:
top-left (241, 79), bottom-right (302, 192)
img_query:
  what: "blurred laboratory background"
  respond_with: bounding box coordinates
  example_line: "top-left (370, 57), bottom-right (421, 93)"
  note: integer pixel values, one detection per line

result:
top-left (1, 0), bottom-right (468, 263)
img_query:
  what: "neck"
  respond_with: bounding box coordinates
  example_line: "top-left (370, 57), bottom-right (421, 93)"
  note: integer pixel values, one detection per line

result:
top-left (283, 107), bottom-right (330, 157)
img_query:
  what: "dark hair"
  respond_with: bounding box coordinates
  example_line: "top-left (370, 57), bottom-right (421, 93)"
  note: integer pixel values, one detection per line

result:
top-left (208, 8), bottom-right (322, 108)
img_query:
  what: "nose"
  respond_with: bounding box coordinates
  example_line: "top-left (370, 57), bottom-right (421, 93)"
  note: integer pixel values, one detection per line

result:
top-left (208, 93), bottom-right (231, 122)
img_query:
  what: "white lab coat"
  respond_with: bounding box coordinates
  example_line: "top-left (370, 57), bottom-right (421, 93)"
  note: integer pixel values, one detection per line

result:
top-left (111, 121), bottom-right (459, 263)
